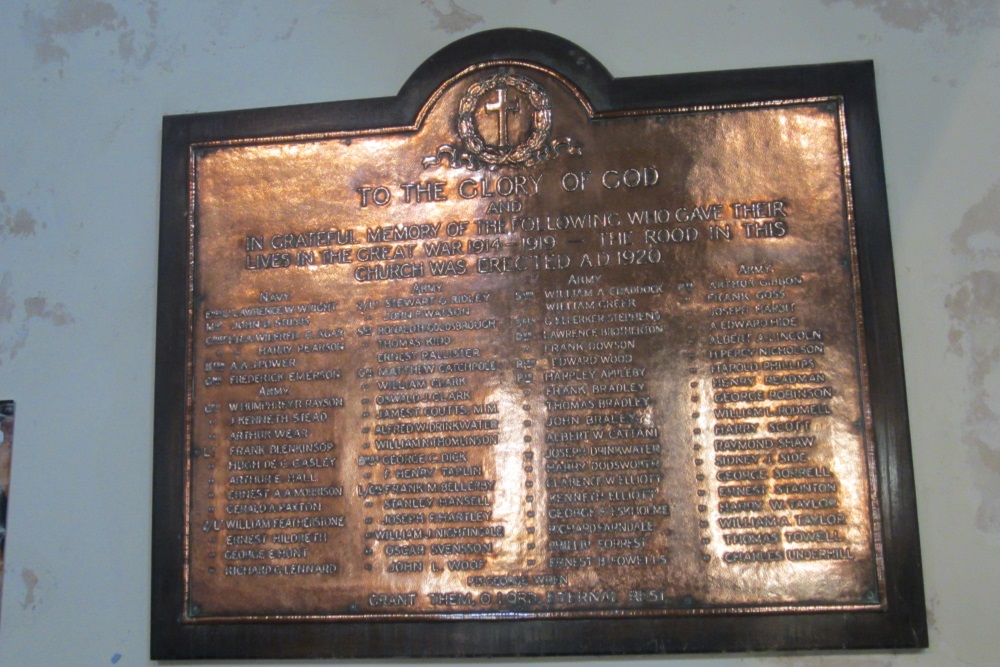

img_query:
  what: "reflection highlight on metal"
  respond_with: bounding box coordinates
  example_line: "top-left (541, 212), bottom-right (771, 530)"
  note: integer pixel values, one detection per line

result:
top-left (181, 63), bottom-right (882, 622)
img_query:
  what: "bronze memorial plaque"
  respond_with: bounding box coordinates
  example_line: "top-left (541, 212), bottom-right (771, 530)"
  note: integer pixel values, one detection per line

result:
top-left (152, 30), bottom-right (925, 659)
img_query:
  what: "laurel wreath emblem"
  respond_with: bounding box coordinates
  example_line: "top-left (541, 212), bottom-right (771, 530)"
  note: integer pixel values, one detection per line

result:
top-left (423, 72), bottom-right (582, 170)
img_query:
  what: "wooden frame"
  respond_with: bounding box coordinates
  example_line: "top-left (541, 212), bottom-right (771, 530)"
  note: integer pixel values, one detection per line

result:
top-left (152, 29), bottom-right (925, 659)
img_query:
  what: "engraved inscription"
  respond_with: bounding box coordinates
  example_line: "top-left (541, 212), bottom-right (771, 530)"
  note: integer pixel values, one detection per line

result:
top-left (183, 65), bottom-right (881, 620)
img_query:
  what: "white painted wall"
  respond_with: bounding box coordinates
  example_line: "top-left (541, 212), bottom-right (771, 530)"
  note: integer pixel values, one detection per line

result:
top-left (0, 1), bottom-right (997, 665)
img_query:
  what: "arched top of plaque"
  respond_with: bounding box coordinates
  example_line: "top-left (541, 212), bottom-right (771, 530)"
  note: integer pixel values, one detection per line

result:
top-left (398, 29), bottom-right (613, 119)
top-left (379, 31), bottom-right (606, 171)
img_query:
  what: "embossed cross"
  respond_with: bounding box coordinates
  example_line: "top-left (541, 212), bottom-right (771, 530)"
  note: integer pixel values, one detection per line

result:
top-left (484, 87), bottom-right (520, 146)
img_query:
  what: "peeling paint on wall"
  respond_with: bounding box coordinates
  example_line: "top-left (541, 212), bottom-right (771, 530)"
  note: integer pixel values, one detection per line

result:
top-left (0, 274), bottom-right (15, 325)
top-left (422, 0), bottom-right (484, 35)
top-left (21, 0), bottom-right (160, 76)
top-left (20, 568), bottom-right (38, 610)
top-left (0, 192), bottom-right (41, 240)
top-left (0, 272), bottom-right (75, 365)
top-left (22, 0), bottom-right (119, 65)
top-left (0, 184), bottom-right (73, 365)
top-left (952, 182), bottom-right (1000, 259)
top-left (23, 297), bottom-right (74, 328)
top-left (823, 0), bottom-right (1000, 35)
top-left (946, 181), bottom-right (1000, 536)
top-left (21, 0), bottom-right (308, 80)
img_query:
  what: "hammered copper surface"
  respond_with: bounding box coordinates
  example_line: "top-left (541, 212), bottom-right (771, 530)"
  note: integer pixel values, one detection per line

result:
top-left (183, 64), bottom-right (882, 621)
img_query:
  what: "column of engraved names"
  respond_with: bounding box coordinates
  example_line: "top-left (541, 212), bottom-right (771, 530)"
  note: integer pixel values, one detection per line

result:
top-left (195, 292), bottom-right (347, 587)
top-left (541, 275), bottom-right (670, 589)
top-left (704, 263), bottom-right (853, 566)
top-left (357, 281), bottom-right (504, 590)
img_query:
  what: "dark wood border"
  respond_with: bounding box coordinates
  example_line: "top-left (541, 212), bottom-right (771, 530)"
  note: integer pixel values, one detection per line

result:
top-left (152, 28), bottom-right (925, 659)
